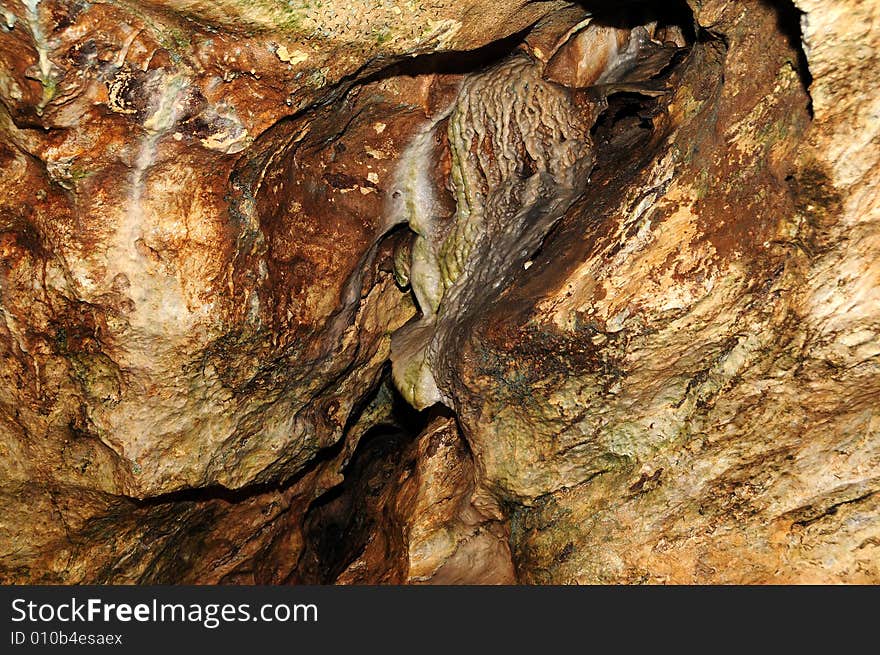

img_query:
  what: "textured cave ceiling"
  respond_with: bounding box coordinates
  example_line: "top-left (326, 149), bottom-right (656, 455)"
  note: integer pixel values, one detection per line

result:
top-left (0, 0), bottom-right (878, 584)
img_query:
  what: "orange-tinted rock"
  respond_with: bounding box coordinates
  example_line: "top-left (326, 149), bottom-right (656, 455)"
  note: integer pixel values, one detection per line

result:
top-left (441, 0), bottom-right (879, 583)
top-left (0, 0), bottom-right (557, 581)
top-left (0, 0), bottom-right (877, 585)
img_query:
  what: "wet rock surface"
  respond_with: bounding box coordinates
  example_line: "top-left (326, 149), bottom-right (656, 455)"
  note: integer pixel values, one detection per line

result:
top-left (0, 0), bottom-right (877, 583)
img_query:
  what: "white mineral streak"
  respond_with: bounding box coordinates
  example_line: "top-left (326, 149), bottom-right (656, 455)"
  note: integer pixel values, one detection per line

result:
top-left (22, 0), bottom-right (54, 113)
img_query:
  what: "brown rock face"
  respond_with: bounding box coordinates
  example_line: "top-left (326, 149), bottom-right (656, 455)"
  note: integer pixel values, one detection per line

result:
top-left (0, 0), bottom-right (877, 584)
top-left (295, 413), bottom-right (515, 585)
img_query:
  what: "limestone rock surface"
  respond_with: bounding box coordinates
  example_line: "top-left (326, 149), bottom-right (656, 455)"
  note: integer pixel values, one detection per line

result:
top-left (0, 0), bottom-right (877, 584)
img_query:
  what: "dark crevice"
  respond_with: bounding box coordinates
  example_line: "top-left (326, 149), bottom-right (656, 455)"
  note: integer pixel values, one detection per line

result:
top-left (575, 0), bottom-right (697, 38)
top-left (128, 442), bottom-right (336, 508)
top-left (591, 92), bottom-right (664, 149)
top-left (315, 26), bottom-right (534, 114)
top-left (356, 26), bottom-right (532, 84)
top-left (128, 368), bottom-right (403, 509)
top-left (792, 489), bottom-right (878, 528)
top-left (763, 0), bottom-right (814, 117)
top-left (293, 384), bottom-right (440, 584)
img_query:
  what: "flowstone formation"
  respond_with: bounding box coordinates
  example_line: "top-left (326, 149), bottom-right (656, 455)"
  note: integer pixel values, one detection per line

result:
top-left (0, 0), bottom-right (878, 584)
top-left (387, 52), bottom-right (599, 409)
top-left (387, 19), bottom-right (684, 410)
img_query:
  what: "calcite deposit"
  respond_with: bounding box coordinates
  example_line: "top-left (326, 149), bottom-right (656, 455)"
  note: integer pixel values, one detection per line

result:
top-left (0, 0), bottom-right (877, 584)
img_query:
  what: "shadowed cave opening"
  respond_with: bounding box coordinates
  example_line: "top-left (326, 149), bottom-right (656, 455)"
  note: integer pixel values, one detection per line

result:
top-left (764, 0), bottom-right (814, 116)
top-left (293, 382), bottom-right (440, 583)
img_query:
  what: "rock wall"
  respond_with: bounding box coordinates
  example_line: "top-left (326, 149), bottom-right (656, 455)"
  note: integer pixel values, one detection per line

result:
top-left (0, 0), bottom-right (876, 583)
